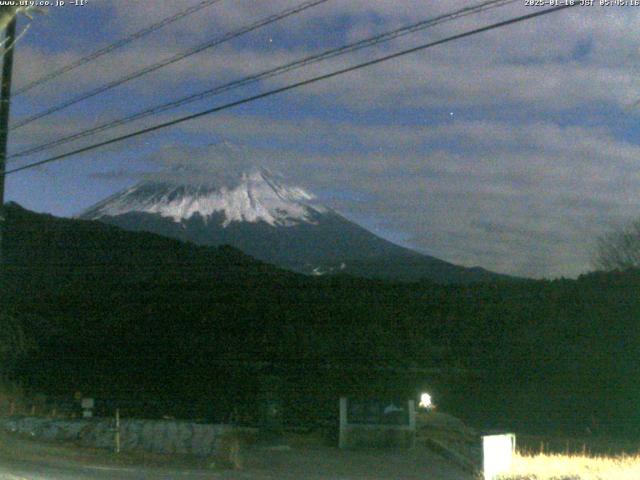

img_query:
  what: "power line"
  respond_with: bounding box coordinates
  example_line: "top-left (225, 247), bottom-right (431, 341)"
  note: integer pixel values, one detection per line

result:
top-left (10, 0), bottom-right (519, 161)
top-left (3, 5), bottom-right (576, 177)
top-left (10, 0), bottom-right (330, 131)
top-left (14, 0), bottom-right (225, 96)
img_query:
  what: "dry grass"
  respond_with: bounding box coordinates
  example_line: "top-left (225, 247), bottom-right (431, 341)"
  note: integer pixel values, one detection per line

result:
top-left (498, 451), bottom-right (640, 480)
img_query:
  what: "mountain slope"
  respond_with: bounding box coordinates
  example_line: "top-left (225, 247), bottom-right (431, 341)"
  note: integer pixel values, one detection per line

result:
top-left (81, 162), bottom-right (510, 284)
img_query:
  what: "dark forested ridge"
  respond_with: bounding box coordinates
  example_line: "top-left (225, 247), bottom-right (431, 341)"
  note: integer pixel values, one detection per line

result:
top-left (2, 202), bottom-right (639, 436)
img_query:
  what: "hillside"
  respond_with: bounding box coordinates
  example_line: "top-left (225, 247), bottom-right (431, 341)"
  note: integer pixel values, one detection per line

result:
top-left (3, 203), bottom-right (640, 437)
top-left (1, 202), bottom-right (452, 421)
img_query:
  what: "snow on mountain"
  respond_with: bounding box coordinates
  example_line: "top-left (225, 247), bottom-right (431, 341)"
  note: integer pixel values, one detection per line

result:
top-left (82, 168), bottom-right (326, 228)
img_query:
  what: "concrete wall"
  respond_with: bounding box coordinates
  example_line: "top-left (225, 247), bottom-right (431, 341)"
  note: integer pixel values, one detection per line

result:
top-left (0, 416), bottom-right (250, 456)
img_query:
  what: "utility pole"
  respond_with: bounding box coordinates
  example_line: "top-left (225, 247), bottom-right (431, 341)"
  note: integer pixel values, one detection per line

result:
top-left (0, 16), bottom-right (17, 276)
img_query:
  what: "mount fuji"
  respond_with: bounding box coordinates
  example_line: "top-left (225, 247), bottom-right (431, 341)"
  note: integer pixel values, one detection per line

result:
top-left (81, 151), bottom-right (507, 284)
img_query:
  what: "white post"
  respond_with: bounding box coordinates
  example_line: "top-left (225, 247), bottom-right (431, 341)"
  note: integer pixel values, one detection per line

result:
top-left (114, 408), bottom-right (120, 454)
top-left (407, 399), bottom-right (416, 448)
top-left (338, 397), bottom-right (348, 449)
top-left (408, 400), bottom-right (416, 429)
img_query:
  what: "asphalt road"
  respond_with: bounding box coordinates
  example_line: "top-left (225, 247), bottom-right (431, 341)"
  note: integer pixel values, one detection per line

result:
top-left (0, 458), bottom-right (233, 480)
top-left (0, 430), bottom-right (472, 480)
top-left (0, 434), bottom-right (241, 480)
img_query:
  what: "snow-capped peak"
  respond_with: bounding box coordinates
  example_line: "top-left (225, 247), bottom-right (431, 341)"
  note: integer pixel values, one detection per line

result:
top-left (82, 167), bottom-right (326, 228)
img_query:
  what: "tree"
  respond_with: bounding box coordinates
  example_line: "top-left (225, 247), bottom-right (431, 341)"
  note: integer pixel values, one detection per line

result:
top-left (0, 312), bottom-right (31, 375)
top-left (593, 219), bottom-right (640, 271)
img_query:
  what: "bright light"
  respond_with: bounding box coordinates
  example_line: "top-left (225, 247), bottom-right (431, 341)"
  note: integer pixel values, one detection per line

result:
top-left (419, 392), bottom-right (432, 409)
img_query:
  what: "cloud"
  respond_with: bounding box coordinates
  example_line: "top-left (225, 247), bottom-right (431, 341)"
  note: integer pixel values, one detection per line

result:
top-left (87, 168), bottom-right (139, 181)
top-left (79, 109), bottom-right (639, 278)
top-left (10, 1), bottom-right (640, 278)
top-left (81, 2), bottom-right (640, 114)
top-left (14, 1), bottom-right (640, 127)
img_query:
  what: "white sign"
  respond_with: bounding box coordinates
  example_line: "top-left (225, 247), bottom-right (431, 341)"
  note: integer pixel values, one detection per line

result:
top-left (483, 433), bottom-right (515, 480)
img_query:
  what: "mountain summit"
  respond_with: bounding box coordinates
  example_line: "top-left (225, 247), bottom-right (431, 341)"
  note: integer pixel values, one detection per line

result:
top-left (83, 167), bottom-right (325, 228)
top-left (81, 149), bottom-right (509, 284)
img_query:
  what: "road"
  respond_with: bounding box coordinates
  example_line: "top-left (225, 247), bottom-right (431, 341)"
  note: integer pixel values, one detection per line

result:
top-left (0, 457), bottom-right (236, 480)
top-left (0, 432), bottom-right (243, 480)
top-left (0, 462), bottom-right (210, 479)
top-left (0, 430), bottom-right (472, 479)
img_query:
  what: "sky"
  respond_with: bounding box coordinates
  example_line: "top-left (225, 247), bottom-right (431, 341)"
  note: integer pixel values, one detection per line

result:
top-left (5, 0), bottom-right (640, 279)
